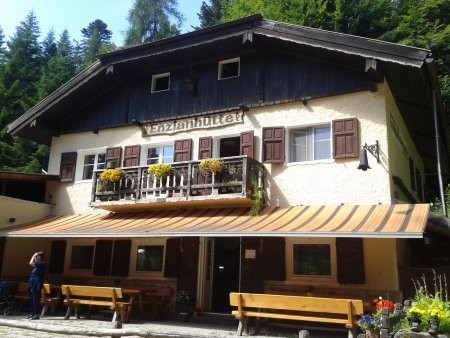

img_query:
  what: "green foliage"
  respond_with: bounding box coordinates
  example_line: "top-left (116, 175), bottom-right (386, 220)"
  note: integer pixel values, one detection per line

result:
top-left (431, 184), bottom-right (450, 216)
top-left (80, 19), bottom-right (114, 65)
top-left (125, 0), bottom-right (184, 45)
top-left (408, 272), bottom-right (450, 333)
top-left (197, 0), bottom-right (227, 28)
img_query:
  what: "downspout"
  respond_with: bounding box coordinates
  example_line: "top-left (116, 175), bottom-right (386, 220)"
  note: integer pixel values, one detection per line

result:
top-left (432, 89), bottom-right (447, 216)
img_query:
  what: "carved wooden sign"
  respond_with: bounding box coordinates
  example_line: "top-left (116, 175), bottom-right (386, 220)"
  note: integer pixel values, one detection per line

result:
top-left (141, 111), bottom-right (244, 136)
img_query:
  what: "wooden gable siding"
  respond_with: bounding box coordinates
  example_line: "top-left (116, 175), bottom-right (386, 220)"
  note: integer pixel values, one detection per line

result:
top-left (57, 50), bottom-right (370, 134)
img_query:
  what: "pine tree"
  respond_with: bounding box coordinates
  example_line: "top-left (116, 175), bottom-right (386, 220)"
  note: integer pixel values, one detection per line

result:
top-left (41, 29), bottom-right (57, 63)
top-left (0, 26), bottom-right (6, 64)
top-left (125, 0), bottom-right (184, 45)
top-left (0, 11), bottom-right (45, 172)
top-left (197, 0), bottom-right (226, 28)
top-left (80, 19), bottom-right (115, 66)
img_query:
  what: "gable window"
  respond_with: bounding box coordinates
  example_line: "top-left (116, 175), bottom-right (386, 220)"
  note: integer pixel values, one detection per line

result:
top-left (82, 153), bottom-right (105, 180)
top-left (218, 57), bottom-right (240, 80)
top-left (290, 125), bottom-right (331, 162)
top-left (151, 72), bottom-right (170, 92)
top-left (146, 145), bottom-right (173, 165)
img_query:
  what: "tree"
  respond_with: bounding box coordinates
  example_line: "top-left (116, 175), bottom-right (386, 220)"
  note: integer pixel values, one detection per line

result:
top-left (197, 0), bottom-right (226, 28)
top-left (80, 19), bottom-right (115, 66)
top-left (125, 0), bottom-right (184, 45)
top-left (41, 29), bottom-right (57, 62)
top-left (0, 26), bottom-right (6, 63)
top-left (0, 11), bottom-right (47, 173)
top-left (81, 19), bottom-right (112, 44)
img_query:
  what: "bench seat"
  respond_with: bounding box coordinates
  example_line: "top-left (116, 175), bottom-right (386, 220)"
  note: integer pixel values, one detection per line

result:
top-left (230, 292), bottom-right (364, 338)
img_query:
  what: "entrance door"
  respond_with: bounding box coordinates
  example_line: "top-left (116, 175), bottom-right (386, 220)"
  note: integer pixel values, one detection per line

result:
top-left (211, 237), bottom-right (240, 313)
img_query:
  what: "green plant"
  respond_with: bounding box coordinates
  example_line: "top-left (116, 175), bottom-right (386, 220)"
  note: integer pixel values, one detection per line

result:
top-left (250, 178), bottom-right (264, 216)
top-left (199, 158), bottom-right (224, 174)
top-left (407, 271), bottom-right (450, 333)
top-left (431, 184), bottom-right (450, 216)
top-left (99, 168), bottom-right (125, 183)
top-left (358, 312), bottom-right (381, 332)
top-left (147, 163), bottom-right (172, 179)
top-left (176, 288), bottom-right (194, 305)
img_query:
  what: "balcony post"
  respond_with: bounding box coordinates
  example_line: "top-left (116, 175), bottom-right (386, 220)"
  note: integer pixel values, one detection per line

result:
top-left (242, 157), bottom-right (248, 197)
top-left (187, 162), bottom-right (193, 197)
top-left (137, 167), bottom-right (143, 200)
top-left (91, 172), bottom-right (98, 203)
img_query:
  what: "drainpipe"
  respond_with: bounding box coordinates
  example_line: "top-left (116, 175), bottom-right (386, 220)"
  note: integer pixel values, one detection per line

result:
top-left (432, 89), bottom-right (447, 216)
top-left (239, 237), bottom-right (242, 293)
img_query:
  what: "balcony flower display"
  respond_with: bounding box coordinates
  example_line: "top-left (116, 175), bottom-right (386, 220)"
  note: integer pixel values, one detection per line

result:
top-left (199, 158), bottom-right (224, 174)
top-left (99, 168), bottom-right (125, 183)
top-left (147, 163), bottom-right (172, 179)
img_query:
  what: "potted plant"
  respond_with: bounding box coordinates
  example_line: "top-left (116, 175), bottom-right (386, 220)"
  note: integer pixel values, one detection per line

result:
top-left (199, 159), bottom-right (224, 194)
top-left (99, 168), bottom-right (125, 184)
top-left (358, 312), bottom-right (381, 338)
top-left (147, 163), bottom-right (172, 179)
top-left (176, 288), bottom-right (194, 316)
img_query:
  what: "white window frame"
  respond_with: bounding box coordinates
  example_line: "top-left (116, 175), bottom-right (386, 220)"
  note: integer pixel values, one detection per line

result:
top-left (75, 147), bottom-right (107, 182)
top-left (286, 237), bottom-right (337, 284)
top-left (218, 57), bottom-right (240, 80)
top-left (286, 123), bottom-right (332, 165)
top-left (65, 239), bottom-right (96, 276)
top-left (140, 143), bottom-right (174, 166)
top-left (212, 134), bottom-right (241, 158)
top-left (151, 72), bottom-right (170, 93)
top-left (129, 238), bottom-right (166, 278)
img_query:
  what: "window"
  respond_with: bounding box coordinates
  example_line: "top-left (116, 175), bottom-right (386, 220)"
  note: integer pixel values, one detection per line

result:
top-left (218, 57), bottom-right (240, 80)
top-left (130, 239), bottom-right (166, 277)
top-left (290, 125), bottom-right (331, 162)
top-left (146, 145), bottom-right (173, 165)
top-left (136, 245), bottom-right (164, 272)
top-left (286, 238), bottom-right (336, 283)
top-left (293, 244), bottom-right (331, 276)
top-left (69, 245), bottom-right (94, 270)
top-left (82, 153), bottom-right (105, 180)
top-left (151, 72), bottom-right (170, 92)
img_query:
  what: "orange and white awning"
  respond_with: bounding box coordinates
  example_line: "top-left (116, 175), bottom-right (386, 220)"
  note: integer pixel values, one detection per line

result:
top-left (0, 204), bottom-right (430, 238)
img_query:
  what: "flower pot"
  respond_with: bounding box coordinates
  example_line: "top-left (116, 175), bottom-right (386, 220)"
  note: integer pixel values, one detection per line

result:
top-left (365, 330), bottom-right (380, 338)
top-left (410, 321), bottom-right (420, 331)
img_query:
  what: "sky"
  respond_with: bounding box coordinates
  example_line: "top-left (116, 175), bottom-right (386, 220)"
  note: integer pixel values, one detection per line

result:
top-left (0, 0), bottom-right (203, 46)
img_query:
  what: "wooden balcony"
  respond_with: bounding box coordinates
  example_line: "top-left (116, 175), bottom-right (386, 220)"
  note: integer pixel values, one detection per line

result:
top-left (90, 156), bottom-right (264, 212)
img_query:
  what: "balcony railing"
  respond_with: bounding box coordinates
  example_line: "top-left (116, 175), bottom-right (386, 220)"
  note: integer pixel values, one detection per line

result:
top-left (91, 156), bottom-right (264, 210)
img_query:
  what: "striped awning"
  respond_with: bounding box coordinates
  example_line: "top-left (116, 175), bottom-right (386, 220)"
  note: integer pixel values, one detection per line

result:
top-left (0, 204), bottom-right (430, 238)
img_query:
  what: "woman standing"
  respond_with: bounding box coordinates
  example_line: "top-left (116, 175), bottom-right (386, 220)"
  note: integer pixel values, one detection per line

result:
top-left (27, 251), bottom-right (45, 319)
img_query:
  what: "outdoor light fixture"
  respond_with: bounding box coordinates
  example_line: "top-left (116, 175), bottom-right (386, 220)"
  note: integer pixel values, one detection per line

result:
top-left (357, 141), bottom-right (380, 171)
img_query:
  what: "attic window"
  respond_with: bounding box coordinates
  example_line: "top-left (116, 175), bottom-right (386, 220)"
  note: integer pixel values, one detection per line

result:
top-left (218, 57), bottom-right (240, 80)
top-left (151, 72), bottom-right (170, 92)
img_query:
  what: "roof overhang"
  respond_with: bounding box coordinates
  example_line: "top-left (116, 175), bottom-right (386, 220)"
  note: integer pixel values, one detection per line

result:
top-left (0, 204), bottom-right (432, 239)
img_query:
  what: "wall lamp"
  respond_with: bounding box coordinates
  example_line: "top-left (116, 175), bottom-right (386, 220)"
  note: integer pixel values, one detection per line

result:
top-left (357, 141), bottom-right (380, 171)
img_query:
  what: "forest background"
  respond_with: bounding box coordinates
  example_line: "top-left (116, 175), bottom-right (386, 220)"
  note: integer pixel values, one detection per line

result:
top-left (0, 0), bottom-right (448, 181)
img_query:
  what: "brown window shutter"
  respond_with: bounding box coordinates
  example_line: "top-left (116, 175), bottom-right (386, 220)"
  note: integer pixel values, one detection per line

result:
top-left (262, 127), bottom-right (285, 163)
top-left (110, 240), bottom-right (131, 277)
top-left (105, 147), bottom-right (122, 168)
top-left (240, 130), bottom-right (254, 158)
top-left (164, 238), bottom-right (180, 278)
top-left (198, 137), bottom-right (213, 159)
top-left (174, 139), bottom-right (192, 162)
top-left (49, 240), bottom-right (66, 274)
top-left (262, 237), bottom-right (286, 281)
top-left (93, 240), bottom-right (113, 276)
top-left (123, 145), bottom-right (141, 167)
top-left (59, 152), bottom-right (77, 182)
top-left (333, 118), bottom-right (359, 159)
top-left (336, 238), bottom-right (365, 284)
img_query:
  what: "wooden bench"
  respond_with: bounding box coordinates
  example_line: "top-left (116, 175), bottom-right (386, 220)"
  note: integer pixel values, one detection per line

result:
top-left (141, 286), bottom-right (172, 320)
top-left (61, 285), bottom-right (130, 323)
top-left (14, 282), bottom-right (60, 316)
top-left (229, 292), bottom-right (364, 338)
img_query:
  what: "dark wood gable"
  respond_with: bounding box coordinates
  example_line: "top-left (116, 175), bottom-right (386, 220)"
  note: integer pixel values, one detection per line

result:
top-left (49, 47), bottom-right (371, 137)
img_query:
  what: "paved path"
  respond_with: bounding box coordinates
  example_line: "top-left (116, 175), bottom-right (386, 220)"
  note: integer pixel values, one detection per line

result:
top-left (0, 315), bottom-right (347, 338)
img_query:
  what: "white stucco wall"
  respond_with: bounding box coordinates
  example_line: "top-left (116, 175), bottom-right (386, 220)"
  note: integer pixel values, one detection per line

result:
top-left (0, 196), bottom-right (52, 227)
top-left (46, 87), bottom-right (391, 215)
top-left (385, 83), bottom-right (425, 202)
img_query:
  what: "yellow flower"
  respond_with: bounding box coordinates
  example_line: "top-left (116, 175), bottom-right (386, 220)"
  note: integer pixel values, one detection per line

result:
top-left (148, 164), bottom-right (172, 179)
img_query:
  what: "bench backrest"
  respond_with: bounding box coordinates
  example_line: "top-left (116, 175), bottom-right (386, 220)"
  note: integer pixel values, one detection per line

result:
top-left (62, 285), bottom-right (123, 303)
top-left (230, 292), bottom-right (364, 316)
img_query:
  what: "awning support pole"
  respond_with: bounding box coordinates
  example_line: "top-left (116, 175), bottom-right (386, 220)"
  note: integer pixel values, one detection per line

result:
top-left (433, 90), bottom-right (447, 217)
top-left (239, 237), bottom-right (242, 293)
